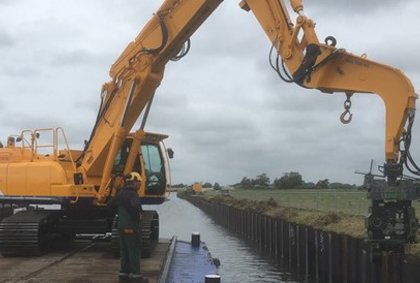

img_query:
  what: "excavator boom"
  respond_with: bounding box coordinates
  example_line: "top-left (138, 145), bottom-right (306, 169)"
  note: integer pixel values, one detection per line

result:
top-left (78, 0), bottom-right (223, 200)
top-left (240, 0), bottom-right (417, 171)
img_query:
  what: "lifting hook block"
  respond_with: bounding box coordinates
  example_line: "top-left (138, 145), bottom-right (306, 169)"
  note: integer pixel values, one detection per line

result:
top-left (340, 110), bottom-right (352, 124)
top-left (340, 92), bottom-right (353, 124)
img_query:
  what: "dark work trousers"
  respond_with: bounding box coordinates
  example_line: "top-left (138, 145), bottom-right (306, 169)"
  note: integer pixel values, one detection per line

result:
top-left (119, 229), bottom-right (142, 276)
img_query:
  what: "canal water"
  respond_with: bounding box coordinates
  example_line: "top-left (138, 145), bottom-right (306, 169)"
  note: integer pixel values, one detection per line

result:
top-left (148, 194), bottom-right (303, 283)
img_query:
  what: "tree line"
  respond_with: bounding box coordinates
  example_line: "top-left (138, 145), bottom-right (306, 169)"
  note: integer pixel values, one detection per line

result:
top-left (171, 171), bottom-right (358, 190)
top-left (236, 172), bottom-right (357, 190)
top-left (171, 182), bottom-right (222, 190)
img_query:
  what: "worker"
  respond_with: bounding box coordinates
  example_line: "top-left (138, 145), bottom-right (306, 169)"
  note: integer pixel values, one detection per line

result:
top-left (114, 172), bottom-right (148, 283)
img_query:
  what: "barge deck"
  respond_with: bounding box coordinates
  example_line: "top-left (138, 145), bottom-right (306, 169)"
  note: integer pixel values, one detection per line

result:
top-left (0, 236), bottom-right (219, 283)
top-left (0, 238), bottom-right (169, 283)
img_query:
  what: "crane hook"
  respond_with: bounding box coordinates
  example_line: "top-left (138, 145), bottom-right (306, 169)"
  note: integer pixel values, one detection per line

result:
top-left (340, 93), bottom-right (353, 124)
top-left (340, 110), bottom-right (352, 124)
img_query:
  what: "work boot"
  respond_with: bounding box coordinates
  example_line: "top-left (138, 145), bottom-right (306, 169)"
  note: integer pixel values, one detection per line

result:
top-left (131, 275), bottom-right (149, 283)
top-left (131, 278), bottom-right (149, 283)
top-left (118, 273), bottom-right (130, 283)
top-left (118, 276), bottom-right (130, 283)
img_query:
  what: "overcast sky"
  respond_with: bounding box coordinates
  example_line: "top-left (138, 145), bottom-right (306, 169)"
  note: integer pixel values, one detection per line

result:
top-left (1, 0), bottom-right (419, 186)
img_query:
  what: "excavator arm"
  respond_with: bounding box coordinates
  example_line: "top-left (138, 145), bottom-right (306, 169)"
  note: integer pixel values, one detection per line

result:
top-left (78, 0), bottom-right (223, 201)
top-left (240, 0), bottom-right (417, 181)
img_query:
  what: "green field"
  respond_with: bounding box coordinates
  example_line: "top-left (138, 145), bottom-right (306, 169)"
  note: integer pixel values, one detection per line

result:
top-left (205, 188), bottom-right (420, 216)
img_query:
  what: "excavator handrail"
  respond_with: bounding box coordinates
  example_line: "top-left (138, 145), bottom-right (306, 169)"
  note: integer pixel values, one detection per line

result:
top-left (56, 127), bottom-right (78, 172)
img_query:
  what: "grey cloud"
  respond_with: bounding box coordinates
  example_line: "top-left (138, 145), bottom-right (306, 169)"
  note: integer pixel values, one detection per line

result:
top-left (0, 65), bottom-right (40, 78)
top-left (0, 32), bottom-right (14, 47)
top-left (61, 121), bottom-right (94, 148)
top-left (49, 50), bottom-right (108, 67)
top-left (148, 102), bottom-right (259, 147)
top-left (370, 47), bottom-right (420, 76)
top-left (190, 0), bottom-right (402, 59)
top-left (0, 0), bottom-right (20, 6)
top-left (306, 0), bottom-right (399, 14)
top-left (72, 97), bottom-right (102, 113)
top-left (0, 110), bottom-right (94, 150)
top-left (0, 113), bottom-right (64, 131)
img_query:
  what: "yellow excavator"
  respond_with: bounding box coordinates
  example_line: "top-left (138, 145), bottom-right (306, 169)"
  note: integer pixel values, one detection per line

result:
top-left (0, 0), bottom-right (418, 258)
top-left (0, 129), bottom-right (172, 256)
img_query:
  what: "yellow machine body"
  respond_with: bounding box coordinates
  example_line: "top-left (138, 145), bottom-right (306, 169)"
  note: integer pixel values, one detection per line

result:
top-left (0, 160), bottom-right (69, 197)
top-left (192, 183), bottom-right (202, 193)
top-left (0, 129), bottom-right (170, 205)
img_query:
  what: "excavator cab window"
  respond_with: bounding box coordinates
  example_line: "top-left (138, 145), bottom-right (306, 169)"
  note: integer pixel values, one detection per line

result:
top-left (112, 139), bottom-right (166, 196)
top-left (141, 143), bottom-right (166, 196)
top-left (112, 139), bottom-right (141, 174)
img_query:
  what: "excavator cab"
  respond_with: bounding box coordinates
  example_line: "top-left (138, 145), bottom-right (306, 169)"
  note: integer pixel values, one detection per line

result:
top-left (112, 132), bottom-right (172, 205)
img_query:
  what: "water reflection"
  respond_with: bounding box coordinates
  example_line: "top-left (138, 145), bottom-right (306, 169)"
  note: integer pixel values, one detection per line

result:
top-left (147, 194), bottom-right (303, 283)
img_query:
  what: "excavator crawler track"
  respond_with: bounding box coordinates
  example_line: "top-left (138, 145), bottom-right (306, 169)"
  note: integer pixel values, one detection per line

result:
top-left (0, 210), bottom-right (59, 256)
top-left (111, 210), bottom-right (159, 258)
top-left (0, 204), bottom-right (13, 221)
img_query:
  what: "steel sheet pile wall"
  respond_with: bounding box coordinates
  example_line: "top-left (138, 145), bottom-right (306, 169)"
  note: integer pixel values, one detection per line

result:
top-left (185, 196), bottom-right (420, 283)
